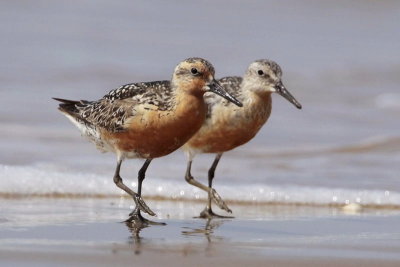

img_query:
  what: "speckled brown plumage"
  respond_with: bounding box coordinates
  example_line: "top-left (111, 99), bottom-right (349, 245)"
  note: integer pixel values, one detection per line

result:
top-left (53, 57), bottom-right (242, 224)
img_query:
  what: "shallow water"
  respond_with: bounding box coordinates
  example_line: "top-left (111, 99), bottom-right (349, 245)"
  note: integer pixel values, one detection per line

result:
top-left (1, 199), bottom-right (400, 266)
top-left (1, 1), bottom-right (399, 207)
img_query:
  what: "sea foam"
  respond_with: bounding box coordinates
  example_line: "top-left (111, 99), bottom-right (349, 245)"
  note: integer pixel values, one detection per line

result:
top-left (1, 164), bottom-right (399, 208)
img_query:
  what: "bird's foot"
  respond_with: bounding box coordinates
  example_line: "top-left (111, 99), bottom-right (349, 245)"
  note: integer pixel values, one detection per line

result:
top-left (131, 194), bottom-right (156, 216)
top-left (210, 188), bottom-right (232, 213)
top-left (198, 207), bottom-right (234, 219)
top-left (126, 211), bottom-right (166, 226)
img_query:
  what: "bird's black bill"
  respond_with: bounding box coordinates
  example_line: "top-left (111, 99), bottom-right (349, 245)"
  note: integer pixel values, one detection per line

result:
top-left (208, 79), bottom-right (243, 107)
top-left (275, 82), bottom-right (302, 109)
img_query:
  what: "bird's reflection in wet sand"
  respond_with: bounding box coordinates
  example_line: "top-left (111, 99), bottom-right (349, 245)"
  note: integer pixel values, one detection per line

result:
top-left (182, 218), bottom-right (229, 243)
top-left (124, 218), bottom-right (230, 256)
top-left (125, 221), bottom-right (148, 255)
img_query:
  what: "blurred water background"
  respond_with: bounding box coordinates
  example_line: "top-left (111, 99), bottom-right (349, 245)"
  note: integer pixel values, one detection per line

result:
top-left (1, 0), bottom-right (399, 207)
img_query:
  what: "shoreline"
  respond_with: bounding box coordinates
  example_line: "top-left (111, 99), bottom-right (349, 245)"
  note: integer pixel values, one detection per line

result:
top-left (1, 193), bottom-right (399, 211)
top-left (1, 198), bottom-right (400, 266)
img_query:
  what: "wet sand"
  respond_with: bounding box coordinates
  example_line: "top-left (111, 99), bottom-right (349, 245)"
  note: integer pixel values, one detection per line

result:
top-left (1, 198), bottom-right (400, 266)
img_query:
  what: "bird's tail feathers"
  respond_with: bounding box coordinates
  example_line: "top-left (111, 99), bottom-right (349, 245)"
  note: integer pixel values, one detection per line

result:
top-left (52, 97), bottom-right (89, 116)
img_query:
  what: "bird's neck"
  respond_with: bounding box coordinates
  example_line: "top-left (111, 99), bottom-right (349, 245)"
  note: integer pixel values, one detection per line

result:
top-left (242, 86), bottom-right (272, 105)
top-left (173, 88), bottom-right (206, 117)
top-left (170, 78), bottom-right (206, 107)
top-left (240, 89), bottom-right (272, 125)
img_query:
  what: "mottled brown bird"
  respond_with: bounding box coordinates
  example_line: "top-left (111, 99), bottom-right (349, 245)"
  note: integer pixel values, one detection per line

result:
top-left (54, 58), bottom-right (242, 224)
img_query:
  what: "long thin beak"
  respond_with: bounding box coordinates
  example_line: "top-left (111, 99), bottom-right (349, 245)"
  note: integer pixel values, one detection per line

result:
top-left (208, 79), bottom-right (243, 107)
top-left (275, 82), bottom-right (302, 109)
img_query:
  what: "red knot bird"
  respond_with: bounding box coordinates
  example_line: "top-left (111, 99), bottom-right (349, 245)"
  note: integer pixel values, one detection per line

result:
top-left (182, 59), bottom-right (302, 218)
top-left (53, 57), bottom-right (242, 225)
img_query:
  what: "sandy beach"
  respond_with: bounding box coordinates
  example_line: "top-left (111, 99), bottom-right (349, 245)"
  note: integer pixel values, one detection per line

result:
top-left (1, 197), bottom-right (400, 266)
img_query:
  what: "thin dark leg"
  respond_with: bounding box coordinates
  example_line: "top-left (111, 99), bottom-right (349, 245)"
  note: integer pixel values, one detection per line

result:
top-left (207, 153), bottom-right (223, 205)
top-left (200, 153), bottom-right (233, 218)
top-left (138, 159), bottom-right (152, 196)
top-left (127, 159), bottom-right (165, 225)
top-left (185, 158), bottom-right (232, 216)
top-left (113, 159), bottom-right (155, 219)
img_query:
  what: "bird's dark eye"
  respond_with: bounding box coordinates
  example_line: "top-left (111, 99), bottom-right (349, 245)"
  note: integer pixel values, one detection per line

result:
top-left (257, 70), bottom-right (264, 75)
top-left (191, 68), bottom-right (198, 75)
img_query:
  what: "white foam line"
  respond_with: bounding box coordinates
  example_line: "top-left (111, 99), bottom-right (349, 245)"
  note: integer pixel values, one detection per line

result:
top-left (1, 164), bottom-right (399, 207)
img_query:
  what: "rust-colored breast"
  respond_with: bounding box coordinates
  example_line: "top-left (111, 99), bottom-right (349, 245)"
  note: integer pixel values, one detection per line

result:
top-left (185, 93), bottom-right (272, 153)
top-left (101, 94), bottom-right (206, 158)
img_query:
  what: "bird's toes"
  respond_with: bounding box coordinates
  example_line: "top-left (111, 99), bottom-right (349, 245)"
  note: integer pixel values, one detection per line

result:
top-left (210, 188), bottom-right (231, 212)
top-left (133, 195), bottom-right (156, 216)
